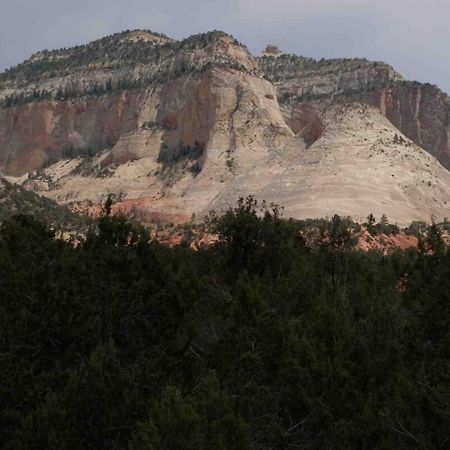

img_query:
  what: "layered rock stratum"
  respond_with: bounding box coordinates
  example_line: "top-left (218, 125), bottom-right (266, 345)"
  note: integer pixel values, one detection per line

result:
top-left (1, 29), bottom-right (450, 225)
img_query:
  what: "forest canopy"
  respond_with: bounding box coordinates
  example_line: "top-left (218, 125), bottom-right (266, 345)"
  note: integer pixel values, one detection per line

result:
top-left (0, 199), bottom-right (449, 449)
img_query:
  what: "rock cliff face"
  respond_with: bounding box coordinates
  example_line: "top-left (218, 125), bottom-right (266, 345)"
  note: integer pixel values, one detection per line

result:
top-left (0, 30), bottom-right (269, 176)
top-left (0, 92), bottom-right (142, 174)
top-left (0, 30), bottom-right (258, 101)
top-left (361, 82), bottom-right (450, 169)
top-left (208, 103), bottom-right (450, 225)
top-left (1, 30), bottom-right (450, 224)
top-left (259, 54), bottom-right (403, 102)
top-left (259, 54), bottom-right (450, 169)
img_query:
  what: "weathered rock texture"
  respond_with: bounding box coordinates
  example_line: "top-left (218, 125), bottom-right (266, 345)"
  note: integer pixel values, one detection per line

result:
top-left (208, 103), bottom-right (450, 225)
top-left (258, 54), bottom-right (450, 168)
top-left (361, 82), bottom-right (450, 169)
top-left (0, 31), bottom-right (267, 175)
top-left (1, 30), bottom-right (450, 224)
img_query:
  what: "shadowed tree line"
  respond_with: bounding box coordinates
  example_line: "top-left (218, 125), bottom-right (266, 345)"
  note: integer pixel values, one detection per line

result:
top-left (0, 197), bottom-right (449, 449)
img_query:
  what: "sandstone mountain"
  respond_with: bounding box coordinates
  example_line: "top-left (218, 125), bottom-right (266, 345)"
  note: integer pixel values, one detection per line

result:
top-left (1, 29), bottom-right (450, 225)
top-left (259, 54), bottom-right (450, 167)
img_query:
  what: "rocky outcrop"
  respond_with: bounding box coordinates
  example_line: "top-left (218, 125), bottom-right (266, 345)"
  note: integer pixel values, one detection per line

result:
top-left (360, 82), bottom-right (450, 169)
top-left (258, 54), bottom-right (403, 103)
top-left (0, 91), bottom-right (149, 175)
top-left (0, 30), bottom-right (259, 103)
top-left (259, 53), bottom-right (450, 170)
top-left (20, 102), bottom-right (450, 226)
top-left (2, 30), bottom-right (450, 225)
top-left (3, 34), bottom-right (293, 220)
top-left (258, 53), bottom-right (404, 148)
top-left (0, 30), bottom-right (271, 176)
top-left (208, 103), bottom-right (450, 225)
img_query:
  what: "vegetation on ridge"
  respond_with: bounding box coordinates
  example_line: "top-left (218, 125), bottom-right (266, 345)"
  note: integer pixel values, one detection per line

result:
top-left (0, 30), bottom-right (249, 87)
top-left (258, 53), bottom-right (398, 82)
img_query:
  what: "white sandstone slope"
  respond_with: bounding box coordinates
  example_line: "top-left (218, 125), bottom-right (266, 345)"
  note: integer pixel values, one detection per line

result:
top-left (2, 30), bottom-right (450, 225)
top-left (208, 103), bottom-right (450, 225)
top-left (21, 66), bottom-right (294, 223)
top-left (23, 102), bottom-right (450, 226)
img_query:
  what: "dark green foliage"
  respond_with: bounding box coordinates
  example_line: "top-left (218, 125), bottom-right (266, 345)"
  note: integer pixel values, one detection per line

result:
top-left (0, 29), bottom-right (246, 85)
top-left (257, 53), bottom-right (416, 112)
top-left (0, 178), bottom-right (91, 233)
top-left (0, 197), bottom-right (449, 449)
top-left (406, 220), bottom-right (428, 238)
top-left (0, 30), bottom-right (252, 109)
top-left (0, 80), bottom-right (139, 108)
top-left (364, 213), bottom-right (401, 236)
top-left (207, 196), bottom-right (300, 277)
top-left (258, 53), bottom-right (378, 83)
top-left (365, 212), bottom-right (376, 234)
top-left (157, 141), bottom-right (205, 166)
top-left (130, 377), bottom-right (249, 450)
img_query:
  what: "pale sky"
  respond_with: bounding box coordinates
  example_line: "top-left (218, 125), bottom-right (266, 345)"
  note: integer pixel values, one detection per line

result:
top-left (1, 0), bottom-right (449, 93)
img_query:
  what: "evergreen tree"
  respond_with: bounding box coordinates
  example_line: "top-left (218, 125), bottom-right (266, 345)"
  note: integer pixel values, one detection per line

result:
top-left (0, 202), bottom-right (449, 449)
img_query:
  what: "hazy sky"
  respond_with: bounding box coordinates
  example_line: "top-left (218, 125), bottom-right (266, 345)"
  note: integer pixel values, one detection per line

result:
top-left (1, 0), bottom-right (449, 93)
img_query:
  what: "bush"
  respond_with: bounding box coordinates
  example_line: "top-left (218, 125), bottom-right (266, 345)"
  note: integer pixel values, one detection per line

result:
top-left (0, 201), bottom-right (449, 449)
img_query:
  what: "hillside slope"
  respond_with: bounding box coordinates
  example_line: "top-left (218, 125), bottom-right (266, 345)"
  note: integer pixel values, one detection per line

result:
top-left (1, 30), bottom-right (450, 224)
top-left (0, 177), bottom-right (91, 232)
top-left (259, 53), bottom-right (450, 169)
top-left (209, 103), bottom-right (450, 224)
top-left (20, 103), bottom-right (450, 226)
